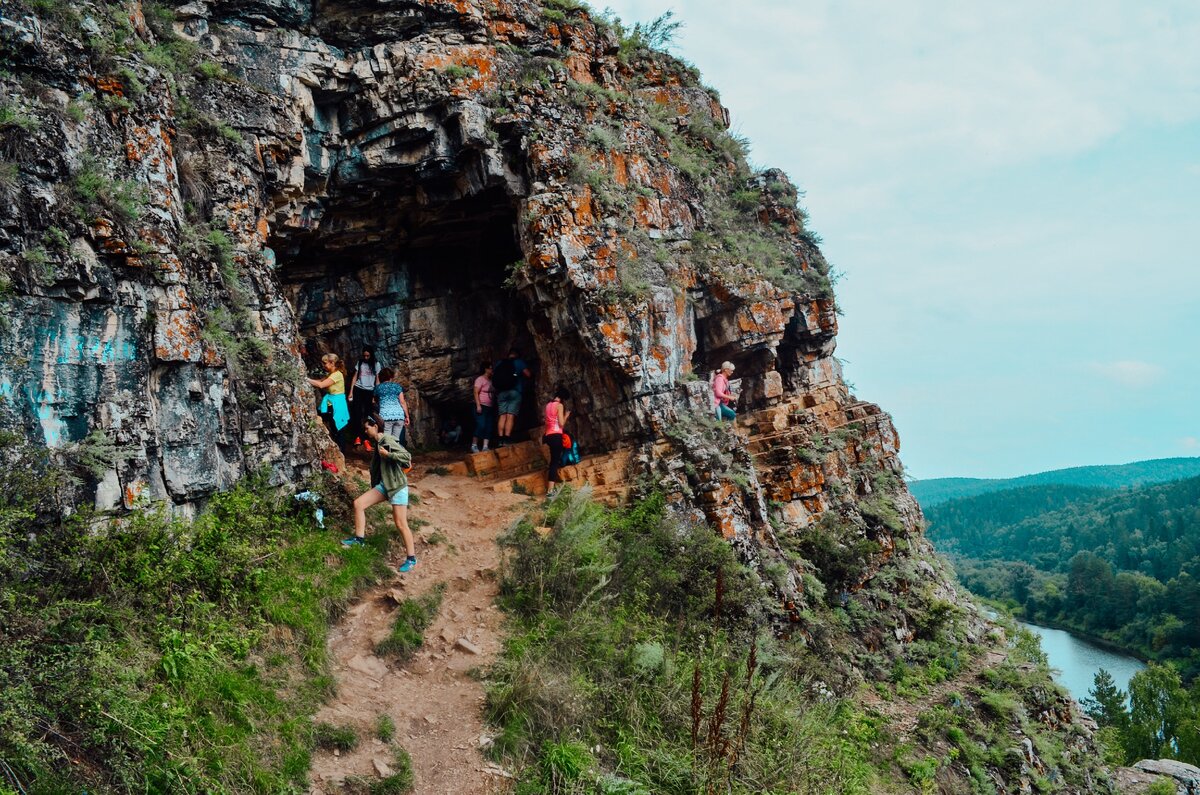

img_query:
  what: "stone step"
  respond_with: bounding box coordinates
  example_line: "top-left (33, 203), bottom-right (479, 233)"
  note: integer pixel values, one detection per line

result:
top-left (492, 470), bottom-right (548, 496)
top-left (463, 440), bottom-right (545, 480)
top-left (488, 450), bottom-right (632, 503)
top-left (745, 429), bottom-right (804, 453)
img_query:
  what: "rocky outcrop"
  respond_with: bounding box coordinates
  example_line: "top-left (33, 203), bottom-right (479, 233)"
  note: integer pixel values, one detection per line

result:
top-left (1123, 760), bottom-right (1200, 794)
top-left (0, 1), bottom-right (1111, 790)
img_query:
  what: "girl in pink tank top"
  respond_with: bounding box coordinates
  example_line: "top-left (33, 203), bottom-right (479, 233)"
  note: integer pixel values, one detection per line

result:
top-left (545, 400), bottom-right (563, 435)
top-left (542, 386), bottom-right (572, 495)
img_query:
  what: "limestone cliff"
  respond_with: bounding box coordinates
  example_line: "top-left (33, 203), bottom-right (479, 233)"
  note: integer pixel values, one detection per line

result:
top-left (0, 0), bottom-right (1111, 791)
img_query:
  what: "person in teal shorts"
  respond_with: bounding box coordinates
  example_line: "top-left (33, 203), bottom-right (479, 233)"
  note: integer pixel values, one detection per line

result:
top-left (344, 413), bottom-right (418, 573)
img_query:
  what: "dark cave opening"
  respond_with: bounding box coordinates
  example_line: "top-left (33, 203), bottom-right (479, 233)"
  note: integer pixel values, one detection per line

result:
top-left (275, 186), bottom-right (541, 447)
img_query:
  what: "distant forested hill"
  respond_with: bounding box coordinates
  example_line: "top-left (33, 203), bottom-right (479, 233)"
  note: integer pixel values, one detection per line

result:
top-left (928, 476), bottom-right (1200, 578)
top-left (924, 483), bottom-right (1113, 557)
top-left (932, 475), bottom-right (1200, 676)
top-left (911, 457), bottom-right (1200, 506)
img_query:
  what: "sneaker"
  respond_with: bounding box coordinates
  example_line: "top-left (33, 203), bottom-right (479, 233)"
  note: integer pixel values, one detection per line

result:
top-left (341, 536), bottom-right (365, 547)
top-left (398, 556), bottom-right (417, 573)
top-left (470, 443), bottom-right (480, 454)
top-left (482, 442), bottom-right (489, 451)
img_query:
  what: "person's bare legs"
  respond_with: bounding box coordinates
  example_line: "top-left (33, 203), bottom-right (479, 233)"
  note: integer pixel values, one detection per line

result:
top-left (353, 487), bottom-right (387, 539)
top-left (392, 504), bottom-right (415, 558)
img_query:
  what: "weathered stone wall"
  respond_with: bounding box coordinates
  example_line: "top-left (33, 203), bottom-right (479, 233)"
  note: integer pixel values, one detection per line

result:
top-left (1, 0), bottom-right (845, 516)
top-left (0, 0), bottom-right (925, 616)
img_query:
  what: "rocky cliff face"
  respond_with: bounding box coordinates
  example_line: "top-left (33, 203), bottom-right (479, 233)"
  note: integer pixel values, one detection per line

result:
top-left (0, 0), bottom-right (1111, 790)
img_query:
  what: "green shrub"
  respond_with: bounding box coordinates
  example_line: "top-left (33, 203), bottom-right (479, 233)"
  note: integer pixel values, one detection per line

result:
top-left (0, 104), bottom-right (39, 132)
top-left (0, 161), bottom-right (18, 192)
top-left (0, 433), bottom-right (391, 794)
top-left (538, 740), bottom-right (592, 788)
top-left (488, 490), bottom-right (883, 793)
top-left (440, 63), bottom-right (477, 81)
top-left (375, 585), bottom-right (445, 660)
top-left (72, 156), bottom-right (145, 223)
top-left (345, 747), bottom-right (414, 793)
top-left (195, 60), bottom-right (232, 81)
top-left (376, 714), bottom-right (396, 742)
top-left (312, 722), bottom-right (357, 752)
top-left (1146, 778), bottom-right (1178, 795)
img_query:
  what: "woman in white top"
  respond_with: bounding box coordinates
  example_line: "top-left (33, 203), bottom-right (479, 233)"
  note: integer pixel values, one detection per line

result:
top-left (349, 345), bottom-right (382, 444)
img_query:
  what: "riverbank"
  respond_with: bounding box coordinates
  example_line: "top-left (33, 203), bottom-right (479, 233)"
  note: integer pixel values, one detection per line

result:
top-left (974, 596), bottom-right (1152, 664)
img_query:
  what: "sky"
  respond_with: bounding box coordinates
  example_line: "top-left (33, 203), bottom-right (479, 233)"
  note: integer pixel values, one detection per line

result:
top-left (601, 0), bottom-right (1200, 479)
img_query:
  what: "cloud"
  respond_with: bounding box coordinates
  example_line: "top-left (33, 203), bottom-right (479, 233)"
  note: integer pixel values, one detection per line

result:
top-left (1089, 360), bottom-right (1165, 387)
top-left (1181, 436), bottom-right (1199, 450)
top-left (603, 0), bottom-right (1200, 199)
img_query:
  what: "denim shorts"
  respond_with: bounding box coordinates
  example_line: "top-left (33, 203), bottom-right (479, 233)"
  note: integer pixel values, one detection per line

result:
top-left (374, 484), bottom-right (410, 506)
top-left (497, 389), bottom-right (521, 416)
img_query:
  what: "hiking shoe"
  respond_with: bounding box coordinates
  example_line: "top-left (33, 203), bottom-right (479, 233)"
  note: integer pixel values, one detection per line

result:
top-left (398, 556), bottom-right (417, 573)
top-left (341, 536), bottom-right (365, 547)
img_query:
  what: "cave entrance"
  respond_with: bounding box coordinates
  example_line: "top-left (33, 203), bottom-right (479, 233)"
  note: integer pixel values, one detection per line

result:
top-left (275, 186), bottom-right (536, 448)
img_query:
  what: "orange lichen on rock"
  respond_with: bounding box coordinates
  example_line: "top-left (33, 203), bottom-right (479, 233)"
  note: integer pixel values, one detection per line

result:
top-left (609, 152), bottom-right (629, 186)
top-left (598, 320), bottom-right (629, 347)
top-left (123, 482), bottom-right (144, 509)
top-left (565, 54), bottom-right (594, 84)
top-left (91, 75), bottom-right (125, 97)
top-left (418, 46), bottom-right (498, 95)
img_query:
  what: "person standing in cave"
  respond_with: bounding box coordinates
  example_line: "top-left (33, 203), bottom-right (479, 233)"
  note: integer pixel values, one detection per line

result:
top-left (344, 414), bottom-right (418, 573)
top-left (543, 386), bottom-right (571, 497)
top-left (308, 353), bottom-right (351, 453)
top-left (472, 361), bottom-right (495, 454)
top-left (493, 348), bottom-right (532, 448)
top-left (713, 361), bottom-right (738, 422)
top-left (348, 346), bottom-right (382, 447)
top-left (373, 368), bottom-right (409, 448)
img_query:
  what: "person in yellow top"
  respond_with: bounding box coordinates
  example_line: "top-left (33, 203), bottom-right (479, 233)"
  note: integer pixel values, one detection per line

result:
top-left (308, 353), bottom-right (350, 452)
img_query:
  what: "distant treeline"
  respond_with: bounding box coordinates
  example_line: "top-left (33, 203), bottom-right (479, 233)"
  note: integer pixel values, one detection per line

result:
top-left (929, 475), bottom-right (1200, 678)
top-left (911, 456), bottom-right (1200, 506)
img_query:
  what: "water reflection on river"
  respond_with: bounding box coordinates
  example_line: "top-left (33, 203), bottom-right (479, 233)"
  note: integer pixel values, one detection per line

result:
top-left (1018, 621), bottom-right (1146, 703)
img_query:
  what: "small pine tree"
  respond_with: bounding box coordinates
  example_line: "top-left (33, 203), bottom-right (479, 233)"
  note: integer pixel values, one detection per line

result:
top-left (1082, 668), bottom-right (1130, 731)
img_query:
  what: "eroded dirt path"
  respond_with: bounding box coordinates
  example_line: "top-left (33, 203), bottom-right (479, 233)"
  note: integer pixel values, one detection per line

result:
top-left (308, 458), bottom-right (531, 794)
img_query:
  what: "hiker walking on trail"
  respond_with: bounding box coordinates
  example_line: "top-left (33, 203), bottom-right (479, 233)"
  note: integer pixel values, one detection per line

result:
top-left (373, 368), bottom-right (409, 447)
top-left (345, 414), bottom-right (418, 573)
top-left (543, 386), bottom-right (571, 497)
top-left (349, 346), bottom-right (382, 445)
top-left (472, 362), bottom-right (495, 453)
top-left (713, 361), bottom-right (737, 422)
top-left (309, 353), bottom-right (351, 453)
top-left (493, 348), bottom-right (531, 447)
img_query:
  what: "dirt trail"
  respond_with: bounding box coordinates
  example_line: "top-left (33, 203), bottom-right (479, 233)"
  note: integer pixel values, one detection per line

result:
top-left (861, 646), bottom-right (1008, 738)
top-left (308, 457), bottom-right (531, 794)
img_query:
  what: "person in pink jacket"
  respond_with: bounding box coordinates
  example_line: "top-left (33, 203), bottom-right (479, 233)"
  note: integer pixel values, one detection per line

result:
top-left (713, 361), bottom-right (737, 421)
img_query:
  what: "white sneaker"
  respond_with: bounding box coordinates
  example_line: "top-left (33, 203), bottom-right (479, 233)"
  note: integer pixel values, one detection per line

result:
top-left (470, 444), bottom-right (480, 454)
top-left (482, 442), bottom-right (489, 451)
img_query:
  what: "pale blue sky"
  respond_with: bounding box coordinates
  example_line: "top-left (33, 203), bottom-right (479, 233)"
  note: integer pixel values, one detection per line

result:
top-left (602, 0), bottom-right (1200, 478)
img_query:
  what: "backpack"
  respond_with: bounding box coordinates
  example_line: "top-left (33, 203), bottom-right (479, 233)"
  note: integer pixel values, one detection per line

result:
top-left (493, 359), bottom-right (519, 392)
top-left (561, 435), bottom-right (580, 465)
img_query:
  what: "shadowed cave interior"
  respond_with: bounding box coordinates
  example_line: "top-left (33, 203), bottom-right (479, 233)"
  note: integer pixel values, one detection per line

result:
top-left (274, 186), bottom-right (544, 445)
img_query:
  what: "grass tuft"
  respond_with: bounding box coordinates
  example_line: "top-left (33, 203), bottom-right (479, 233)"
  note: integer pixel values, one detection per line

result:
top-left (375, 584), bottom-right (445, 660)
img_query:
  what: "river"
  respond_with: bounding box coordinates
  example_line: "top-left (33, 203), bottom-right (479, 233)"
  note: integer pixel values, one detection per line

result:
top-left (1018, 621), bottom-right (1146, 703)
